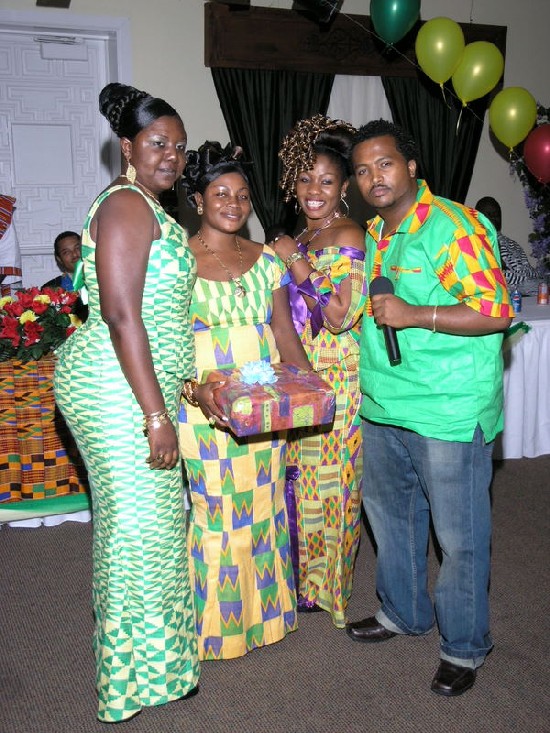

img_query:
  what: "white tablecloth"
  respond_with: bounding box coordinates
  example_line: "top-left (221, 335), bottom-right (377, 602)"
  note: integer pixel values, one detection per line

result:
top-left (498, 298), bottom-right (550, 459)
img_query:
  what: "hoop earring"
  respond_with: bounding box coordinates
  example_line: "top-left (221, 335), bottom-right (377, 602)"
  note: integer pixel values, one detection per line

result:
top-left (197, 204), bottom-right (203, 215)
top-left (125, 162), bottom-right (136, 184)
top-left (294, 200), bottom-right (301, 215)
top-left (340, 192), bottom-right (350, 217)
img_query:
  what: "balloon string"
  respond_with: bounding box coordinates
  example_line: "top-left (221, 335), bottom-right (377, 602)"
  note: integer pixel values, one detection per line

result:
top-left (440, 84), bottom-right (452, 110)
top-left (456, 106), bottom-right (464, 135)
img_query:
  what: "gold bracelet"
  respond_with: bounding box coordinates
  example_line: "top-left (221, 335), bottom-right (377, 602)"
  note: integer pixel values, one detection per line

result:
top-left (182, 378), bottom-right (200, 407)
top-left (432, 305), bottom-right (438, 333)
top-left (142, 410), bottom-right (170, 437)
top-left (285, 251), bottom-right (307, 269)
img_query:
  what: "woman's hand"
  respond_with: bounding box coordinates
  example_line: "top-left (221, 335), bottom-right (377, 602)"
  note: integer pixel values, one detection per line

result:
top-left (270, 234), bottom-right (298, 263)
top-left (194, 380), bottom-right (228, 427)
top-left (145, 421), bottom-right (180, 470)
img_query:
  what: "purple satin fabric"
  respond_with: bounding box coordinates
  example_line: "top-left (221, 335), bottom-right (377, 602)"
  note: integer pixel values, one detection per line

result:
top-left (287, 245), bottom-right (366, 338)
top-left (284, 465), bottom-right (300, 593)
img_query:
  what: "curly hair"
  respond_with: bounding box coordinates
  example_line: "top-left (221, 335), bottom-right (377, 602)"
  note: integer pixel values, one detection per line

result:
top-left (99, 82), bottom-right (181, 140)
top-left (353, 119), bottom-right (419, 164)
top-left (181, 140), bottom-right (251, 209)
top-left (278, 114), bottom-right (357, 202)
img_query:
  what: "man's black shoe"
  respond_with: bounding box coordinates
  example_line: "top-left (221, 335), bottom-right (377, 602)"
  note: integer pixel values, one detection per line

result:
top-left (431, 660), bottom-right (476, 696)
top-left (345, 616), bottom-right (397, 643)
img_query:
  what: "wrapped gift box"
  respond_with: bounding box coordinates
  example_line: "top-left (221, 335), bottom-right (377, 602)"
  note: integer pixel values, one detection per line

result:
top-left (203, 362), bottom-right (336, 437)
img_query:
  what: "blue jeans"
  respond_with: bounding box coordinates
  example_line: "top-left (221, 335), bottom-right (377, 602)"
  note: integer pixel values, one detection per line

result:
top-left (362, 420), bottom-right (494, 669)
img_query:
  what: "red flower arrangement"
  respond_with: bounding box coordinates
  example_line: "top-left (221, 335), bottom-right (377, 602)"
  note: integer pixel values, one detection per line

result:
top-left (0, 287), bottom-right (81, 362)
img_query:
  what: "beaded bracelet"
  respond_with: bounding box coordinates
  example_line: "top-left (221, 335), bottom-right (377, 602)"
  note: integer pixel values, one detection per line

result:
top-left (285, 251), bottom-right (307, 269)
top-left (182, 378), bottom-right (200, 407)
top-left (142, 410), bottom-right (170, 437)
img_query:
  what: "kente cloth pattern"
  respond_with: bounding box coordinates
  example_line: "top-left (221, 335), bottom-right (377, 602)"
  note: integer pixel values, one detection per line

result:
top-left (367, 180), bottom-right (514, 319)
top-left (0, 357), bottom-right (87, 503)
top-left (53, 185), bottom-right (199, 723)
top-left (178, 246), bottom-right (297, 660)
top-left (0, 195), bottom-right (15, 241)
top-left (287, 247), bottom-right (366, 628)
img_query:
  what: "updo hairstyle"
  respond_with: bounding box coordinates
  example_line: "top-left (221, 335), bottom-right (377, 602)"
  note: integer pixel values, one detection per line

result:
top-left (181, 141), bottom-right (250, 210)
top-left (99, 82), bottom-right (181, 140)
top-left (278, 114), bottom-right (357, 202)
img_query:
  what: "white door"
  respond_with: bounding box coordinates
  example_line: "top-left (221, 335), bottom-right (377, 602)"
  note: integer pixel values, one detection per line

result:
top-left (0, 29), bottom-right (114, 286)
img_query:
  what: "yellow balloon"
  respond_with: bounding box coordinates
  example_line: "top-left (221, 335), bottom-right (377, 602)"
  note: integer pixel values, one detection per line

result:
top-left (489, 87), bottom-right (537, 150)
top-left (415, 17), bottom-right (465, 86)
top-left (451, 41), bottom-right (504, 105)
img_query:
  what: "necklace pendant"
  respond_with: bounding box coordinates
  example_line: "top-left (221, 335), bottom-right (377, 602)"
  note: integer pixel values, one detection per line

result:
top-left (234, 280), bottom-right (246, 297)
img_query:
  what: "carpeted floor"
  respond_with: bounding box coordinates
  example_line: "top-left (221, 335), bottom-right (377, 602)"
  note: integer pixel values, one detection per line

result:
top-left (0, 456), bottom-right (548, 733)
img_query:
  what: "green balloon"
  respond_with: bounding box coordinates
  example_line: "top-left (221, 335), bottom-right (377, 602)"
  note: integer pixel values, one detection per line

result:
top-left (415, 17), bottom-right (465, 86)
top-left (489, 87), bottom-right (537, 150)
top-left (451, 41), bottom-right (504, 105)
top-left (370, 0), bottom-right (421, 46)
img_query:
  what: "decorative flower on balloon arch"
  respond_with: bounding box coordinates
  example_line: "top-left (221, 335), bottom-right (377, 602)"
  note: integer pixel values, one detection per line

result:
top-left (509, 105), bottom-right (550, 266)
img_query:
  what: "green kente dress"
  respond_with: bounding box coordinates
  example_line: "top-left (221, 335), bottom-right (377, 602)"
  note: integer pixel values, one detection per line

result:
top-left (54, 185), bottom-right (200, 723)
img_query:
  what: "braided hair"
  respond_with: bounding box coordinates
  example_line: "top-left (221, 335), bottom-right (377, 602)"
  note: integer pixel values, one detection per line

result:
top-left (181, 141), bottom-right (250, 209)
top-left (278, 114), bottom-right (357, 202)
top-left (99, 82), bottom-right (181, 140)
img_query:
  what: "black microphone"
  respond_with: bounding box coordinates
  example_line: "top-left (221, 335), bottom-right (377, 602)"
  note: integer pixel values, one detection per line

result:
top-left (370, 276), bottom-right (401, 366)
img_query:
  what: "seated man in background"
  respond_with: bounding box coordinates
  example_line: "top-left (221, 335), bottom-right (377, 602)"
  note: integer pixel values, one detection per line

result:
top-left (43, 230), bottom-right (88, 322)
top-left (0, 194), bottom-right (22, 296)
top-left (42, 230), bottom-right (82, 290)
top-left (475, 196), bottom-right (547, 296)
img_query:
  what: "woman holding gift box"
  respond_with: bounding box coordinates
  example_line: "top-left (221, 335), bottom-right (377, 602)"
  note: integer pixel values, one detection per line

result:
top-left (273, 115), bottom-right (367, 628)
top-left (178, 141), bottom-right (311, 660)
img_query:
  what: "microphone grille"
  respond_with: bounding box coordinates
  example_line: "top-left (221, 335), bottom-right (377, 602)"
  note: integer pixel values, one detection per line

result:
top-left (369, 276), bottom-right (394, 296)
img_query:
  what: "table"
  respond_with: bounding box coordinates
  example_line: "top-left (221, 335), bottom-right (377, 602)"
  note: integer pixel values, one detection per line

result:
top-left (498, 297), bottom-right (550, 459)
top-left (0, 357), bottom-right (90, 526)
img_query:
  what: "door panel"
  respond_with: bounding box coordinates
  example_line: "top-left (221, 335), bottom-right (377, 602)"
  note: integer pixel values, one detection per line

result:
top-left (0, 31), bottom-right (112, 286)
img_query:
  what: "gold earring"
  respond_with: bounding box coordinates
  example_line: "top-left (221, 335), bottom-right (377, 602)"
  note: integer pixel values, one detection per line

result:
top-left (197, 204), bottom-right (203, 215)
top-left (125, 162), bottom-right (136, 184)
top-left (340, 193), bottom-right (350, 216)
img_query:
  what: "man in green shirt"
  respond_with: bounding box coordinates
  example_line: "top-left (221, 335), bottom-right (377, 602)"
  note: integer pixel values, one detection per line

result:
top-left (346, 119), bottom-right (513, 696)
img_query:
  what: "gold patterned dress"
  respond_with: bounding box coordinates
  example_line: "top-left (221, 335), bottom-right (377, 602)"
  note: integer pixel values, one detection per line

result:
top-left (286, 245), bottom-right (367, 627)
top-left (54, 185), bottom-right (200, 723)
top-left (178, 245), bottom-right (297, 660)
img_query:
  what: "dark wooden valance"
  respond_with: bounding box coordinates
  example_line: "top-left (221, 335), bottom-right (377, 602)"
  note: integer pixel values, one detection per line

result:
top-left (205, 3), bottom-right (507, 77)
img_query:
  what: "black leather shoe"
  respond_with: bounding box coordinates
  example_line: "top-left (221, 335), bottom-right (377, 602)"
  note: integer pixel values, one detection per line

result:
top-left (345, 616), bottom-right (397, 643)
top-left (431, 660), bottom-right (476, 696)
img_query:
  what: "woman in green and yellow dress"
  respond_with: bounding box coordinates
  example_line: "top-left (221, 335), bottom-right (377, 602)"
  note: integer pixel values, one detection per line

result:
top-left (54, 83), bottom-right (199, 723)
top-left (178, 141), bottom-right (311, 660)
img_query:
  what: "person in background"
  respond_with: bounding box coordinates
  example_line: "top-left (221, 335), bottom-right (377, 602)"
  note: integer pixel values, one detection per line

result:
top-left (272, 114), bottom-right (367, 627)
top-left (475, 196), bottom-right (547, 296)
top-left (347, 119), bottom-right (513, 697)
top-left (0, 194), bottom-right (22, 296)
top-left (42, 230), bottom-right (82, 290)
top-left (53, 82), bottom-right (199, 723)
top-left (178, 140), bottom-right (311, 660)
top-left (42, 231), bottom-right (88, 322)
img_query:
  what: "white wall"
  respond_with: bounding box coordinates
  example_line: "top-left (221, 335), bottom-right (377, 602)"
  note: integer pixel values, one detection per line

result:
top-left (1, 0), bottom-right (548, 254)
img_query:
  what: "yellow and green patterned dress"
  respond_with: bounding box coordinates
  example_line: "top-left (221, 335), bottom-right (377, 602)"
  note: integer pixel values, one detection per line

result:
top-left (178, 245), bottom-right (297, 660)
top-left (287, 245), bottom-right (367, 628)
top-left (54, 185), bottom-right (200, 723)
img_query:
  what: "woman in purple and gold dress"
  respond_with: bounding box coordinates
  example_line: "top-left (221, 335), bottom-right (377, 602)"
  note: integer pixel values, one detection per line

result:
top-left (273, 115), bottom-right (367, 628)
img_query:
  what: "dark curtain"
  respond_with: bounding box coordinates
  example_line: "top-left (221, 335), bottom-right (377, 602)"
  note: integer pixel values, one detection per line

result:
top-left (382, 75), bottom-right (489, 203)
top-left (211, 68), bottom-right (334, 236)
